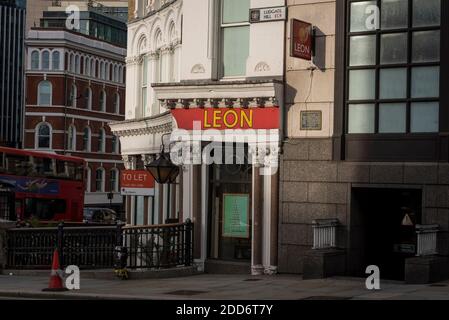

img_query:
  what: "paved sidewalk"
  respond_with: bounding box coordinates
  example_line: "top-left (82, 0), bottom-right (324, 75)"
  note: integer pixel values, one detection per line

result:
top-left (0, 273), bottom-right (448, 300)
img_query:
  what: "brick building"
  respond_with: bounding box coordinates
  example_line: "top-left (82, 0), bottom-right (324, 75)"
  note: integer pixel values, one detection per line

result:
top-left (24, 27), bottom-right (127, 212)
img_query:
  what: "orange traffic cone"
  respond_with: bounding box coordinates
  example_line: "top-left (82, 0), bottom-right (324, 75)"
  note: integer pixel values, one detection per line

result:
top-left (42, 249), bottom-right (68, 292)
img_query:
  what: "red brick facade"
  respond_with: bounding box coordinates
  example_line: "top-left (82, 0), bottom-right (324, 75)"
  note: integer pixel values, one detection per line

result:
top-left (25, 30), bottom-right (126, 210)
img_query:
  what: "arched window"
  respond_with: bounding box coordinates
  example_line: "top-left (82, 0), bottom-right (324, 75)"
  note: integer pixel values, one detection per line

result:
top-left (67, 125), bottom-right (76, 151)
top-left (69, 53), bottom-right (75, 72)
top-left (95, 168), bottom-right (105, 192)
top-left (111, 135), bottom-right (119, 154)
top-left (113, 65), bottom-right (118, 82)
top-left (38, 81), bottom-right (52, 106)
top-left (84, 87), bottom-right (92, 109)
top-left (83, 127), bottom-right (91, 152)
top-left (91, 60), bottom-right (96, 77)
top-left (52, 51), bottom-right (60, 70)
top-left (31, 50), bottom-right (40, 69)
top-left (36, 123), bottom-right (51, 149)
top-left (86, 167), bottom-right (92, 192)
top-left (110, 169), bottom-right (119, 192)
top-left (98, 128), bottom-right (106, 152)
top-left (99, 90), bottom-right (106, 112)
top-left (106, 62), bottom-right (110, 80)
top-left (42, 51), bottom-right (50, 70)
top-left (113, 92), bottom-right (120, 114)
top-left (85, 57), bottom-right (90, 75)
top-left (75, 55), bottom-right (80, 73)
top-left (69, 84), bottom-right (77, 107)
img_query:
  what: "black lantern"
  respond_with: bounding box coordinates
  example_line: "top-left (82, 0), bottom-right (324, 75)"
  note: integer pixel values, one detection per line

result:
top-left (146, 152), bottom-right (180, 184)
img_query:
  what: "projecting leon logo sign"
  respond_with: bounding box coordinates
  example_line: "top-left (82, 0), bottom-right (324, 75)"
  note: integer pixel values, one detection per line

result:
top-left (291, 19), bottom-right (314, 61)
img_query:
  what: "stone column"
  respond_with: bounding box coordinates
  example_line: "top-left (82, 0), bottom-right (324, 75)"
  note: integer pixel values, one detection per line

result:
top-left (192, 165), bottom-right (202, 260)
top-left (252, 164), bottom-right (264, 275)
top-left (178, 169), bottom-right (184, 222)
top-left (158, 183), bottom-right (164, 224)
top-left (170, 183), bottom-right (177, 220)
top-left (268, 169), bottom-right (279, 274)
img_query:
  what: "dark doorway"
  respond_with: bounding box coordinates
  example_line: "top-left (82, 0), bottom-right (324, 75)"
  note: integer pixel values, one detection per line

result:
top-left (351, 188), bottom-right (422, 281)
top-left (207, 144), bottom-right (252, 262)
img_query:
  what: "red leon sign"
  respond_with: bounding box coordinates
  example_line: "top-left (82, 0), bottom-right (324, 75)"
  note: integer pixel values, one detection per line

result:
top-left (171, 107), bottom-right (280, 130)
top-left (291, 19), bottom-right (313, 61)
top-left (120, 170), bottom-right (155, 189)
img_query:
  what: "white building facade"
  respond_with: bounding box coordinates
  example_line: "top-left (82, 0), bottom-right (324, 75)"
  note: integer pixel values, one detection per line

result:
top-left (111, 0), bottom-right (286, 275)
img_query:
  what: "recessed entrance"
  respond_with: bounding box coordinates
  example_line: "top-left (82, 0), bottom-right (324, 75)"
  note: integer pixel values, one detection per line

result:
top-left (350, 188), bottom-right (422, 281)
top-left (207, 145), bottom-right (252, 266)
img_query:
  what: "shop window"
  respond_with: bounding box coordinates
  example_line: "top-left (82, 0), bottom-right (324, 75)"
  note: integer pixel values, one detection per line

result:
top-left (221, 0), bottom-right (250, 77)
top-left (346, 0), bottom-right (441, 134)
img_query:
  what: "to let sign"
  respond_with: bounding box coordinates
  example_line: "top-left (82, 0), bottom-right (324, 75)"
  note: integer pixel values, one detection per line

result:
top-left (291, 19), bottom-right (313, 61)
top-left (120, 170), bottom-right (155, 196)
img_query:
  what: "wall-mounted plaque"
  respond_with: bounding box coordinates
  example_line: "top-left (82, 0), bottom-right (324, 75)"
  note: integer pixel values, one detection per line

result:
top-left (300, 111), bottom-right (322, 131)
top-left (250, 6), bottom-right (287, 23)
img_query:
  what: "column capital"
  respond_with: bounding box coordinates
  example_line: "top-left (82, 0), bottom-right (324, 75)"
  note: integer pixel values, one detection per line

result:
top-left (122, 155), bottom-right (137, 170)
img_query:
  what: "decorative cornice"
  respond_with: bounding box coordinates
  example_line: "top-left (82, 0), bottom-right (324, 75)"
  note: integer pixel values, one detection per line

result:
top-left (110, 112), bottom-right (173, 138)
top-left (161, 97), bottom-right (278, 109)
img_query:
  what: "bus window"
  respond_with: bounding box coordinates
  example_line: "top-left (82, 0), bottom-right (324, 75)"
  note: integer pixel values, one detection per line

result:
top-left (5, 154), bottom-right (32, 176)
top-left (0, 152), bottom-right (5, 173)
top-left (24, 198), bottom-right (67, 220)
top-left (56, 160), bottom-right (69, 178)
top-left (32, 157), bottom-right (55, 177)
top-left (66, 161), bottom-right (84, 181)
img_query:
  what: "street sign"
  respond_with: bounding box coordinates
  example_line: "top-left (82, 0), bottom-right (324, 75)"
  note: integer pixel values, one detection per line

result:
top-left (120, 170), bottom-right (155, 196)
top-left (291, 19), bottom-right (314, 61)
top-left (249, 6), bottom-right (286, 23)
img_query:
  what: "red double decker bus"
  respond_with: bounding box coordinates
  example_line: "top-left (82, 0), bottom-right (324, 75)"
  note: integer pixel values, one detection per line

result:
top-left (0, 147), bottom-right (85, 222)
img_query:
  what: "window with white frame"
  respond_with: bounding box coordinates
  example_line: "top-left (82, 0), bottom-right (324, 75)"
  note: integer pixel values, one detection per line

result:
top-left (83, 127), bottom-right (91, 152)
top-left (91, 60), bottom-right (96, 77)
top-left (31, 50), bottom-right (39, 69)
top-left (142, 55), bottom-right (148, 114)
top-left (70, 84), bottom-right (77, 107)
top-left (84, 87), bottom-right (92, 109)
top-left (220, 0), bottom-right (250, 77)
top-left (42, 51), bottom-right (50, 70)
top-left (36, 123), bottom-right (51, 149)
top-left (110, 169), bottom-right (119, 192)
top-left (38, 81), bottom-right (52, 106)
top-left (111, 135), bottom-right (119, 154)
top-left (100, 90), bottom-right (106, 112)
top-left (75, 55), bottom-right (80, 74)
top-left (95, 168), bottom-right (105, 192)
top-left (113, 92), bottom-right (120, 114)
top-left (98, 128), bottom-right (106, 153)
top-left (52, 51), bottom-right (60, 70)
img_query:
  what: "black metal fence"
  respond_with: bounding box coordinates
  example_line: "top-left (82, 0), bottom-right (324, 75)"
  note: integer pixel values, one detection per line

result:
top-left (5, 220), bottom-right (193, 270)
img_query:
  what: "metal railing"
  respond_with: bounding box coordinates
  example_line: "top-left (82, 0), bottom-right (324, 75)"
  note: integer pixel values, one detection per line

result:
top-left (123, 220), bottom-right (193, 269)
top-left (5, 220), bottom-right (193, 270)
top-left (312, 219), bottom-right (339, 250)
top-left (416, 224), bottom-right (439, 257)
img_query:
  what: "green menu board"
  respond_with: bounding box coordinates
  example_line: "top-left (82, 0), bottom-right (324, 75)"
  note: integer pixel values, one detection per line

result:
top-left (222, 193), bottom-right (250, 239)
